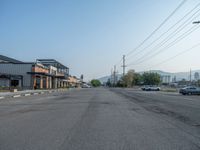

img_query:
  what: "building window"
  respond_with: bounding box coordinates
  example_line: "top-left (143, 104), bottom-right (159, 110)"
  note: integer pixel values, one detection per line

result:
top-left (11, 80), bottom-right (19, 87)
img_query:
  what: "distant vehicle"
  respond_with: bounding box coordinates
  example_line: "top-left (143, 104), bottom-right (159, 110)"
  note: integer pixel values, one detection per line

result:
top-left (82, 84), bottom-right (91, 88)
top-left (179, 86), bottom-right (200, 95)
top-left (141, 85), bottom-right (160, 91)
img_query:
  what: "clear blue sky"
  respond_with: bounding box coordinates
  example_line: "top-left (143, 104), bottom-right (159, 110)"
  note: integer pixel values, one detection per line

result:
top-left (1, 0), bottom-right (200, 80)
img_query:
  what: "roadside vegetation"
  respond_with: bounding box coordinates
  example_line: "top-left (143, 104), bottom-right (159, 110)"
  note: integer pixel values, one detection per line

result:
top-left (107, 70), bottom-right (161, 88)
top-left (90, 79), bottom-right (101, 87)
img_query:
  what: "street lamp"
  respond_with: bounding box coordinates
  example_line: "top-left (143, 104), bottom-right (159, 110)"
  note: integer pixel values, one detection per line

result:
top-left (193, 21), bottom-right (200, 24)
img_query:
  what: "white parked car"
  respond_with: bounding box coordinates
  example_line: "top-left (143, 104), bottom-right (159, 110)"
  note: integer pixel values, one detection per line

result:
top-left (82, 84), bottom-right (91, 88)
top-left (141, 85), bottom-right (161, 91)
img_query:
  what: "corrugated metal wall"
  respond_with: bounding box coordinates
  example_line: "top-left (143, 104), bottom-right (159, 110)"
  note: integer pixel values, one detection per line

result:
top-left (0, 64), bottom-right (32, 89)
top-left (0, 79), bottom-right (9, 87)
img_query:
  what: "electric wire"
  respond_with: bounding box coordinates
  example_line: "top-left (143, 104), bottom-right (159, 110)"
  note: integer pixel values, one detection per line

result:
top-left (127, 24), bottom-right (200, 66)
top-left (148, 42), bottom-right (200, 70)
top-left (127, 8), bottom-right (200, 65)
top-left (126, 3), bottom-right (200, 60)
top-left (125, 0), bottom-right (187, 57)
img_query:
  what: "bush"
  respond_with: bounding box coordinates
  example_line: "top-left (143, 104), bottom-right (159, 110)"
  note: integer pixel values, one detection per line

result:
top-left (91, 79), bottom-right (101, 87)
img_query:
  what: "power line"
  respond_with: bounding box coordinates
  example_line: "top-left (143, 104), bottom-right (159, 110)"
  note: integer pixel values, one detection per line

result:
top-left (147, 9), bottom-right (200, 53)
top-left (125, 0), bottom-right (187, 57)
top-left (143, 25), bottom-right (200, 63)
top-left (127, 8), bottom-right (200, 65)
top-left (126, 3), bottom-right (200, 60)
top-left (127, 22), bottom-right (200, 66)
top-left (158, 25), bottom-right (199, 50)
top-left (113, 0), bottom-right (187, 74)
top-left (147, 42), bottom-right (200, 69)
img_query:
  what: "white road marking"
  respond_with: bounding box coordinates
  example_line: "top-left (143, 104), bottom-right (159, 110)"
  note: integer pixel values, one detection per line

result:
top-left (13, 95), bottom-right (21, 98)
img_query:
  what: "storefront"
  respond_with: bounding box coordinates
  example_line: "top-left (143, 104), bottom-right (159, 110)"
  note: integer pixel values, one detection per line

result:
top-left (28, 63), bottom-right (51, 89)
top-left (0, 73), bottom-right (23, 89)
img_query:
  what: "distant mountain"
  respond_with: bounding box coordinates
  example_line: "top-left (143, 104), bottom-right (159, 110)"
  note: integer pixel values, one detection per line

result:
top-left (98, 74), bottom-right (122, 83)
top-left (98, 76), bottom-right (110, 83)
top-left (98, 70), bottom-right (200, 83)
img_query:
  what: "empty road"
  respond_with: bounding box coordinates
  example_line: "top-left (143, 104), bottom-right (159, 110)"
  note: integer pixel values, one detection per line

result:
top-left (0, 88), bottom-right (200, 150)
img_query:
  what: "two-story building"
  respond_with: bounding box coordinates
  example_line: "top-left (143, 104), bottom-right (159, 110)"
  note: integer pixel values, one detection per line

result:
top-left (67, 76), bottom-right (81, 88)
top-left (37, 59), bottom-right (69, 88)
top-left (0, 55), bottom-right (69, 90)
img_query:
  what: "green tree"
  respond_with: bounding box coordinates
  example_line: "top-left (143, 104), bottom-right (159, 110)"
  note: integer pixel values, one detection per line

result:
top-left (116, 80), bottom-right (123, 87)
top-left (106, 79), bottom-right (111, 87)
top-left (133, 73), bottom-right (142, 85)
top-left (121, 70), bottom-right (135, 87)
top-left (120, 70), bottom-right (143, 87)
top-left (142, 72), bottom-right (161, 85)
top-left (197, 80), bottom-right (200, 87)
top-left (91, 79), bottom-right (101, 87)
top-left (178, 79), bottom-right (187, 85)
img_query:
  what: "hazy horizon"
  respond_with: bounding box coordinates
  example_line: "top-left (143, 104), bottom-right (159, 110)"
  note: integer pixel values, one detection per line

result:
top-left (1, 0), bottom-right (200, 81)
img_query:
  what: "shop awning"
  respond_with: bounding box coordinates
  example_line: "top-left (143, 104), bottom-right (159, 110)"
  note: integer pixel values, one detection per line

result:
top-left (27, 72), bottom-right (54, 77)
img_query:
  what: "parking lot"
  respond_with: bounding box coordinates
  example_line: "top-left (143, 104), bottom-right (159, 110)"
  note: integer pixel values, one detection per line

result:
top-left (111, 88), bottom-right (200, 127)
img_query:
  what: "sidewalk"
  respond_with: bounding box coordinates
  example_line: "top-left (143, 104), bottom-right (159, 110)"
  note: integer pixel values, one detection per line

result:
top-left (0, 89), bottom-right (68, 99)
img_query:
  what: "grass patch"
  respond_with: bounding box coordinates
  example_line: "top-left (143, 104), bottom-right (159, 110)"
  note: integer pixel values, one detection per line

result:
top-left (0, 90), bottom-right (10, 92)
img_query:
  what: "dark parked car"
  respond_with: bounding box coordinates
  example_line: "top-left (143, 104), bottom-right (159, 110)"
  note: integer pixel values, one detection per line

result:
top-left (179, 86), bottom-right (200, 95)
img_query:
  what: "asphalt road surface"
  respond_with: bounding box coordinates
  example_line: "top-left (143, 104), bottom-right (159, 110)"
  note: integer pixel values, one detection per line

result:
top-left (0, 88), bottom-right (200, 150)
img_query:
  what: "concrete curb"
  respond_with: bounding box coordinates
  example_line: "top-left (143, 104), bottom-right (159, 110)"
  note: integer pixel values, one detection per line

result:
top-left (0, 97), bottom-right (5, 99)
top-left (33, 93), bottom-right (39, 95)
top-left (13, 95), bottom-right (21, 98)
top-left (0, 88), bottom-right (69, 100)
top-left (24, 93), bottom-right (31, 96)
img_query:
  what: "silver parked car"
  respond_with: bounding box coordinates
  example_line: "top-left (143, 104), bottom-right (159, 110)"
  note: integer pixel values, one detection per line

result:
top-left (179, 86), bottom-right (200, 95)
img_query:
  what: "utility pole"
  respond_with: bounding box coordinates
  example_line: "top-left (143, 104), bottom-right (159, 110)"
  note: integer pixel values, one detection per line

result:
top-left (193, 21), bottom-right (200, 24)
top-left (122, 55), bottom-right (126, 76)
top-left (110, 68), bottom-right (113, 87)
top-left (121, 55), bottom-right (127, 88)
top-left (113, 65), bottom-right (116, 87)
top-left (190, 68), bottom-right (192, 85)
top-left (191, 21), bottom-right (199, 85)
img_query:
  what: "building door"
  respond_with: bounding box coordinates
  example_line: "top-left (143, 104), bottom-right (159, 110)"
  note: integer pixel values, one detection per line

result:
top-left (36, 76), bottom-right (40, 89)
top-left (52, 77), bottom-right (55, 88)
top-left (43, 77), bottom-right (46, 89)
top-left (11, 80), bottom-right (19, 87)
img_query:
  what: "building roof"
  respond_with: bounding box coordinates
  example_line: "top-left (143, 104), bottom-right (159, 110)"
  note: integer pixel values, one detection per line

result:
top-left (0, 55), bottom-right (24, 63)
top-left (0, 73), bottom-right (23, 79)
top-left (37, 59), bottom-right (69, 69)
